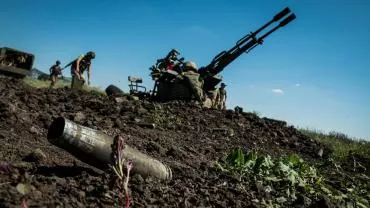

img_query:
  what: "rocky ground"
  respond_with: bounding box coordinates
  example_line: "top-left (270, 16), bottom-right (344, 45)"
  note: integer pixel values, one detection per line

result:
top-left (0, 76), bottom-right (368, 207)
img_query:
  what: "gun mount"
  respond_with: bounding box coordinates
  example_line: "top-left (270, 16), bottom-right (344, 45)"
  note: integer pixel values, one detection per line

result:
top-left (139, 7), bottom-right (296, 104)
top-left (199, 7), bottom-right (296, 91)
top-left (128, 76), bottom-right (151, 99)
top-left (0, 47), bottom-right (35, 78)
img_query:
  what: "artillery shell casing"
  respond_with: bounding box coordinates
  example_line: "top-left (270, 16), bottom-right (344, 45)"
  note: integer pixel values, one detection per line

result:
top-left (47, 117), bottom-right (172, 180)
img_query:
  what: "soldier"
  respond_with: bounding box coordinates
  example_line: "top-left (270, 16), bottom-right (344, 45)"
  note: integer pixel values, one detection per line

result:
top-left (164, 49), bottom-right (180, 71)
top-left (182, 61), bottom-right (204, 102)
top-left (156, 49), bottom-right (180, 72)
top-left (209, 87), bottom-right (219, 109)
top-left (216, 82), bottom-right (227, 110)
top-left (64, 51), bottom-right (95, 89)
top-left (49, 60), bottom-right (62, 88)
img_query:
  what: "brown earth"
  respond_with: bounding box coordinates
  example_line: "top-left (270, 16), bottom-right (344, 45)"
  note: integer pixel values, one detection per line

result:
top-left (0, 76), bottom-right (368, 207)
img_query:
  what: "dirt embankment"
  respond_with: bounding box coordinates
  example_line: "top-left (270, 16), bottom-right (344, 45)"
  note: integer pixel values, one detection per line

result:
top-left (0, 76), bottom-right (365, 207)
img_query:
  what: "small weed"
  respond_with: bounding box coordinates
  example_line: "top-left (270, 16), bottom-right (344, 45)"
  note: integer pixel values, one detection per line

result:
top-left (21, 198), bottom-right (28, 208)
top-left (111, 135), bottom-right (133, 208)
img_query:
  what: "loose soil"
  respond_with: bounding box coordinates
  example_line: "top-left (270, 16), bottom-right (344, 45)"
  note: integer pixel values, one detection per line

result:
top-left (0, 76), bottom-right (368, 207)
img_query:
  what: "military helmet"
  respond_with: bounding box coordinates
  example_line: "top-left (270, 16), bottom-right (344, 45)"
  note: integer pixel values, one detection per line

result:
top-left (184, 61), bottom-right (198, 71)
top-left (56, 60), bottom-right (61, 65)
top-left (86, 51), bottom-right (96, 59)
top-left (170, 49), bottom-right (180, 55)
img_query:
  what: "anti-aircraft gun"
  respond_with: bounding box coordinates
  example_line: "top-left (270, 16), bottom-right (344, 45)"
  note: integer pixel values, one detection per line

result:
top-left (148, 7), bottom-right (296, 102)
top-left (198, 7), bottom-right (296, 92)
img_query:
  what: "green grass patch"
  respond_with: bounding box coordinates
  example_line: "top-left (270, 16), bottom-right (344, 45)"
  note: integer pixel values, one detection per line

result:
top-left (215, 148), bottom-right (369, 208)
top-left (300, 129), bottom-right (370, 161)
top-left (82, 85), bottom-right (106, 96)
top-left (23, 76), bottom-right (70, 88)
top-left (23, 76), bottom-right (106, 95)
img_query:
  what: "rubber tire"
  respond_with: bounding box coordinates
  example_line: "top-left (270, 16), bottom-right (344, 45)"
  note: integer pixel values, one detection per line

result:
top-left (105, 84), bottom-right (124, 96)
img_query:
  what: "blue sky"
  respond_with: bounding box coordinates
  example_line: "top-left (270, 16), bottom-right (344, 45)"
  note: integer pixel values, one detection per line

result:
top-left (1, 0), bottom-right (369, 139)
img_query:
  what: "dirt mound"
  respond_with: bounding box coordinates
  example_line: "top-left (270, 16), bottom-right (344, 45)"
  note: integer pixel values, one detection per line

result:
top-left (0, 76), bottom-right (333, 207)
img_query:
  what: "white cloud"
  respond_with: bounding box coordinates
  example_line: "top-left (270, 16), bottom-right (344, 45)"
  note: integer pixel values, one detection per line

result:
top-left (188, 25), bottom-right (217, 38)
top-left (295, 83), bottom-right (301, 87)
top-left (272, 88), bottom-right (284, 94)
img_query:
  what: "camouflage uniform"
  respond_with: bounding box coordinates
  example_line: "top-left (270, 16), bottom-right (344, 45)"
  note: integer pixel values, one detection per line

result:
top-left (65, 52), bottom-right (95, 89)
top-left (182, 61), bottom-right (204, 102)
top-left (49, 61), bottom-right (62, 88)
top-left (209, 88), bottom-right (219, 109)
top-left (215, 83), bottom-right (227, 110)
top-left (183, 70), bottom-right (204, 102)
top-left (218, 88), bottom-right (227, 110)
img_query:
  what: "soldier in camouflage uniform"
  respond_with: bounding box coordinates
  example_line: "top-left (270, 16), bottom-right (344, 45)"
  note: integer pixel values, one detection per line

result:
top-left (49, 60), bottom-right (62, 88)
top-left (64, 51), bottom-right (95, 89)
top-left (210, 87), bottom-right (219, 109)
top-left (182, 61), bottom-right (204, 102)
top-left (164, 49), bottom-right (180, 71)
top-left (215, 82), bottom-right (227, 110)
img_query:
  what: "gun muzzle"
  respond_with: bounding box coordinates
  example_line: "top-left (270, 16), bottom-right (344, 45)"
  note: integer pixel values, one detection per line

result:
top-left (273, 7), bottom-right (291, 22)
top-left (47, 117), bottom-right (172, 181)
top-left (279, 14), bottom-right (296, 27)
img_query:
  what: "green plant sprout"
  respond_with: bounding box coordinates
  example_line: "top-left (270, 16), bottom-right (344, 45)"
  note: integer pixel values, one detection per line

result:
top-left (111, 135), bottom-right (133, 208)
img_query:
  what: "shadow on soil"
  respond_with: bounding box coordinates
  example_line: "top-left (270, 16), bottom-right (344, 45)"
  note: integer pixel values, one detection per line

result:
top-left (36, 165), bottom-right (102, 177)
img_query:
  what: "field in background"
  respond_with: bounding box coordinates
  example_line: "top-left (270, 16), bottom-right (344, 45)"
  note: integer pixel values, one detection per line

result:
top-left (24, 76), bottom-right (70, 88)
top-left (23, 76), bottom-right (105, 95)
top-left (300, 129), bottom-right (370, 160)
